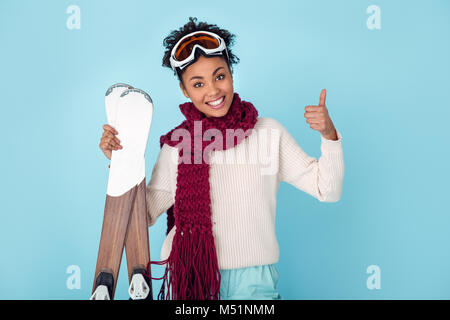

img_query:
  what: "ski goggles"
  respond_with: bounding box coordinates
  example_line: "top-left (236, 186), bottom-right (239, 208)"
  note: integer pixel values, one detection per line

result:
top-left (169, 30), bottom-right (230, 73)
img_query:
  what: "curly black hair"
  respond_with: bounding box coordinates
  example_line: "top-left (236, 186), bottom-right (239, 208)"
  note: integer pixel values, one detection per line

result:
top-left (162, 17), bottom-right (240, 86)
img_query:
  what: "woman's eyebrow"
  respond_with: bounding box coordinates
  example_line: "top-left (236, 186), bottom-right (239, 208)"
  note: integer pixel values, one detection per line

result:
top-left (189, 67), bottom-right (224, 81)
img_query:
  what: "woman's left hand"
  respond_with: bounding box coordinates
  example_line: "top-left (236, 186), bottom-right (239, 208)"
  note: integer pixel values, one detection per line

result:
top-left (304, 89), bottom-right (337, 140)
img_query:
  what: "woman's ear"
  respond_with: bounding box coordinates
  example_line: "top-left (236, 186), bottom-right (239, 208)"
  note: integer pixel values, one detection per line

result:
top-left (179, 81), bottom-right (190, 99)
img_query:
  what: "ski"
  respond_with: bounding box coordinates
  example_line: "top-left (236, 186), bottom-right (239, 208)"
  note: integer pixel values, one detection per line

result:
top-left (91, 84), bottom-right (154, 300)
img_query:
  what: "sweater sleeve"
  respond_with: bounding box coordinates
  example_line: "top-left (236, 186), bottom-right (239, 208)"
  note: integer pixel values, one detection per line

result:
top-left (277, 121), bottom-right (345, 202)
top-left (146, 144), bottom-right (175, 227)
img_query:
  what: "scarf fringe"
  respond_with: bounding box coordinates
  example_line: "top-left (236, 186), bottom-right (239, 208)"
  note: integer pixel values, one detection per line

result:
top-left (147, 228), bottom-right (221, 300)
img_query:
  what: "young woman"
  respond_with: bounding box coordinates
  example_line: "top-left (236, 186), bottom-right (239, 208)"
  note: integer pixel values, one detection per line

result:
top-left (99, 17), bottom-right (344, 300)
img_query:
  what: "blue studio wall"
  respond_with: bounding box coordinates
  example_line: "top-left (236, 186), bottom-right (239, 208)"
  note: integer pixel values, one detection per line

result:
top-left (0, 0), bottom-right (449, 299)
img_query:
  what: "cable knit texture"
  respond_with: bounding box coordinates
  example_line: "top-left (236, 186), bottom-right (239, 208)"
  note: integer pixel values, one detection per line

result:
top-left (148, 92), bottom-right (258, 300)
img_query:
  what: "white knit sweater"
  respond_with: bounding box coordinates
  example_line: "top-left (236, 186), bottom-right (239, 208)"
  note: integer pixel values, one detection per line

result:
top-left (145, 117), bottom-right (344, 270)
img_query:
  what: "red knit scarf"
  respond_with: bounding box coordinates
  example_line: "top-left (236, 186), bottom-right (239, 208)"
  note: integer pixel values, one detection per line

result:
top-left (147, 92), bottom-right (258, 300)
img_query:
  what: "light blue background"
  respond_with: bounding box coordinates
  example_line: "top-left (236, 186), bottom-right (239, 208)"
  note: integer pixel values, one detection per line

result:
top-left (0, 0), bottom-right (449, 300)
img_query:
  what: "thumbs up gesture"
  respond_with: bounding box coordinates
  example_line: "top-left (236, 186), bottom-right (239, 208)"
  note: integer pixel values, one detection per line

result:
top-left (304, 89), bottom-right (338, 140)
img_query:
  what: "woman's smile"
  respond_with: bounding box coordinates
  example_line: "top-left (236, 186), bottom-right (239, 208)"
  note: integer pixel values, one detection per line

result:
top-left (206, 96), bottom-right (226, 109)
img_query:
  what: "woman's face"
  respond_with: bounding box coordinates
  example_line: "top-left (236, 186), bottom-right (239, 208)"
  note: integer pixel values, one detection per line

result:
top-left (179, 55), bottom-right (234, 118)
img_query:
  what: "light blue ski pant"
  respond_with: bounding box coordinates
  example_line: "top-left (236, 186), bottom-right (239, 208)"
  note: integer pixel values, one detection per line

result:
top-left (219, 264), bottom-right (282, 300)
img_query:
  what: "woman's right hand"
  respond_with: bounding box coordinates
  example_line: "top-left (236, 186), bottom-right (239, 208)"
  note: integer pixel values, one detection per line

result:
top-left (99, 124), bottom-right (122, 160)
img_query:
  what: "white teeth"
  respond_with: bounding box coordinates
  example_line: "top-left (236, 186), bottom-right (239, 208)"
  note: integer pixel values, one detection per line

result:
top-left (207, 97), bottom-right (224, 106)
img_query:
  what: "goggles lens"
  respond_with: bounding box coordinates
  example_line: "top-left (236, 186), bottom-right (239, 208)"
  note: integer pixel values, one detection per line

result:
top-left (175, 33), bottom-right (220, 61)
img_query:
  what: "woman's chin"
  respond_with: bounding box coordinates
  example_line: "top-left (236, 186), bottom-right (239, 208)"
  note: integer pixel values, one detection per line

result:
top-left (207, 106), bottom-right (230, 118)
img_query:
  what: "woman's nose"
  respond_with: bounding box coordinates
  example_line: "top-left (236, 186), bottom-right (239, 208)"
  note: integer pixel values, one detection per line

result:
top-left (207, 84), bottom-right (220, 96)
